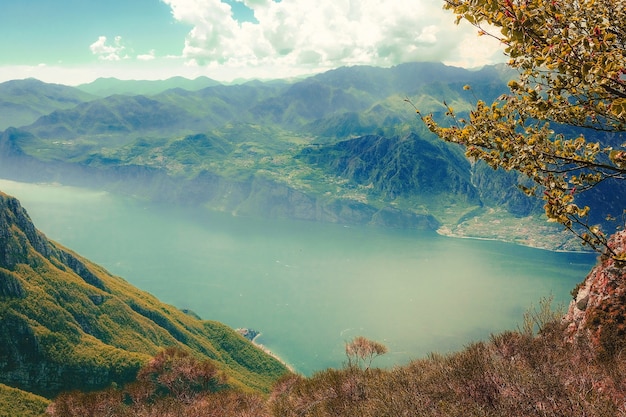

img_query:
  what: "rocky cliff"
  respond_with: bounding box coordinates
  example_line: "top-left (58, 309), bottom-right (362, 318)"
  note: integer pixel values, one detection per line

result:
top-left (565, 231), bottom-right (626, 359)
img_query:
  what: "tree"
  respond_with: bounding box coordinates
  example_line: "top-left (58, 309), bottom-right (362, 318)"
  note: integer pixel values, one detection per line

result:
top-left (414, 0), bottom-right (626, 257)
top-left (136, 347), bottom-right (226, 404)
top-left (46, 348), bottom-right (236, 417)
top-left (345, 336), bottom-right (388, 370)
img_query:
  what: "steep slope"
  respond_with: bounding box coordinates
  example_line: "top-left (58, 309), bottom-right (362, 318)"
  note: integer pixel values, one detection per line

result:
top-left (0, 192), bottom-right (289, 399)
top-left (298, 133), bottom-right (479, 202)
top-left (0, 79), bottom-right (95, 131)
top-left (566, 231), bottom-right (626, 358)
top-left (0, 383), bottom-right (48, 416)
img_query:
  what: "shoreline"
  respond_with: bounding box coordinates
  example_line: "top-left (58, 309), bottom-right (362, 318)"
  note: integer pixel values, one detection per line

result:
top-left (251, 333), bottom-right (296, 373)
top-left (236, 328), bottom-right (296, 373)
top-left (435, 227), bottom-right (594, 255)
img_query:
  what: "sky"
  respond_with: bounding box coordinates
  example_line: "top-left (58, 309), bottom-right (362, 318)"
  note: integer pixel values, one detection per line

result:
top-left (0, 0), bottom-right (506, 85)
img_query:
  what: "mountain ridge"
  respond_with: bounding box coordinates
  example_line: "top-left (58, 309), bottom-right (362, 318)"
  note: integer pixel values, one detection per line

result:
top-left (0, 191), bottom-right (289, 399)
top-left (0, 79), bottom-right (96, 131)
top-left (76, 76), bottom-right (222, 97)
top-left (1, 62), bottom-right (622, 251)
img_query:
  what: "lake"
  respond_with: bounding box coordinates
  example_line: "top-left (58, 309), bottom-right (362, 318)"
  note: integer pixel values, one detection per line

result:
top-left (0, 178), bottom-right (596, 375)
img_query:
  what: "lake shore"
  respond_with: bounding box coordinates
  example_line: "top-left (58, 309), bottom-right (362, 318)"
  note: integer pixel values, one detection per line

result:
top-left (435, 211), bottom-right (589, 253)
top-left (237, 328), bottom-right (296, 373)
top-left (251, 333), bottom-right (296, 373)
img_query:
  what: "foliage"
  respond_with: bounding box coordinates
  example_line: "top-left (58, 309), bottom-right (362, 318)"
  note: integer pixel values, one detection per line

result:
top-left (0, 384), bottom-right (49, 417)
top-left (519, 294), bottom-right (565, 336)
top-left (47, 348), bottom-right (268, 417)
top-left (344, 336), bottom-right (388, 370)
top-left (414, 0), bottom-right (626, 257)
top-left (135, 347), bottom-right (226, 404)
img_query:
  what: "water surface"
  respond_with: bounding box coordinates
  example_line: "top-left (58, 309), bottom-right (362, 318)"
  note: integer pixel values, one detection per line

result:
top-left (0, 179), bottom-right (596, 374)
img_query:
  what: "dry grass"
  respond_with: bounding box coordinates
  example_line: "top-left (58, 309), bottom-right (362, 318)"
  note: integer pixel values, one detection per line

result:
top-left (268, 322), bottom-right (626, 417)
top-left (47, 318), bottom-right (626, 417)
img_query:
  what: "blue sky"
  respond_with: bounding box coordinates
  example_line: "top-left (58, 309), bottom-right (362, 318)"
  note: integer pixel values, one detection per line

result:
top-left (0, 0), bottom-right (505, 85)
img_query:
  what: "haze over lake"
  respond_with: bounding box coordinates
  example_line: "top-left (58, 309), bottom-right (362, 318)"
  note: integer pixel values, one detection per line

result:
top-left (0, 179), bottom-right (596, 375)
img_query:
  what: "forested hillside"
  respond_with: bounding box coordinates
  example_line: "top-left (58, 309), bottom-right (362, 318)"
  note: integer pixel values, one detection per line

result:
top-left (0, 191), bottom-right (289, 404)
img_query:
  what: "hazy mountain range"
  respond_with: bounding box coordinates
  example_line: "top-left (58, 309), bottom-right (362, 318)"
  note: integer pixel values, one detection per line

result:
top-left (0, 62), bottom-right (622, 250)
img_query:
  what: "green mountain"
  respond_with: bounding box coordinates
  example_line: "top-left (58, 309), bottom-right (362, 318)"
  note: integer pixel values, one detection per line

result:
top-left (0, 79), bottom-right (95, 131)
top-left (0, 191), bottom-right (289, 401)
top-left (76, 76), bottom-right (222, 97)
top-left (298, 133), bottom-right (478, 202)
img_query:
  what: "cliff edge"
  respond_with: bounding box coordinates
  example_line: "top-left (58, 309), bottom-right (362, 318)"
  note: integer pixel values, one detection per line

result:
top-left (565, 231), bottom-right (626, 358)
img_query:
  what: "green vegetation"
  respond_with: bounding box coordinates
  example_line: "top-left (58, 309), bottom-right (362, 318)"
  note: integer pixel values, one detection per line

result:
top-left (0, 192), bottom-right (289, 403)
top-left (0, 384), bottom-right (49, 417)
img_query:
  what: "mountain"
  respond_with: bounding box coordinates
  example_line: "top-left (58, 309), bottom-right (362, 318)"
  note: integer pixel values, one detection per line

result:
top-left (0, 79), bottom-right (95, 131)
top-left (0, 191), bottom-right (289, 400)
top-left (1, 62), bottom-right (622, 250)
top-left (17, 62), bottom-right (506, 145)
top-left (76, 76), bottom-right (222, 97)
top-left (298, 133), bottom-right (479, 202)
top-left (26, 94), bottom-right (200, 144)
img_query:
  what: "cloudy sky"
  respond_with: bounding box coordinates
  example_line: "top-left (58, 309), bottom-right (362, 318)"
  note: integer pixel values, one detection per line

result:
top-left (0, 0), bottom-right (505, 85)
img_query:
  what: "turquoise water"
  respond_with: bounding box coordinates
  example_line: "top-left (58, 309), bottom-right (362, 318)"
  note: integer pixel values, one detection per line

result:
top-left (0, 179), bottom-right (596, 375)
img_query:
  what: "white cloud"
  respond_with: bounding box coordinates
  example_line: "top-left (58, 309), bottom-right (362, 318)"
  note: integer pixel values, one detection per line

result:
top-left (89, 36), bottom-right (127, 61)
top-left (137, 50), bottom-right (157, 61)
top-left (0, 1), bottom-right (507, 85)
top-left (160, 0), bottom-right (506, 75)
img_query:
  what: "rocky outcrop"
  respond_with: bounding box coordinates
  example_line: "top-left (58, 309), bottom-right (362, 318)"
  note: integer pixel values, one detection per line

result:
top-left (0, 268), bottom-right (25, 298)
top-left (0, 312), bottom-right (139, 398)
top-left (0, 191), bottom-right (52, 268)
top-left (0, 192), bottom-right (109, 292)
top-left (564, 231), bottom-right (626, 357)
